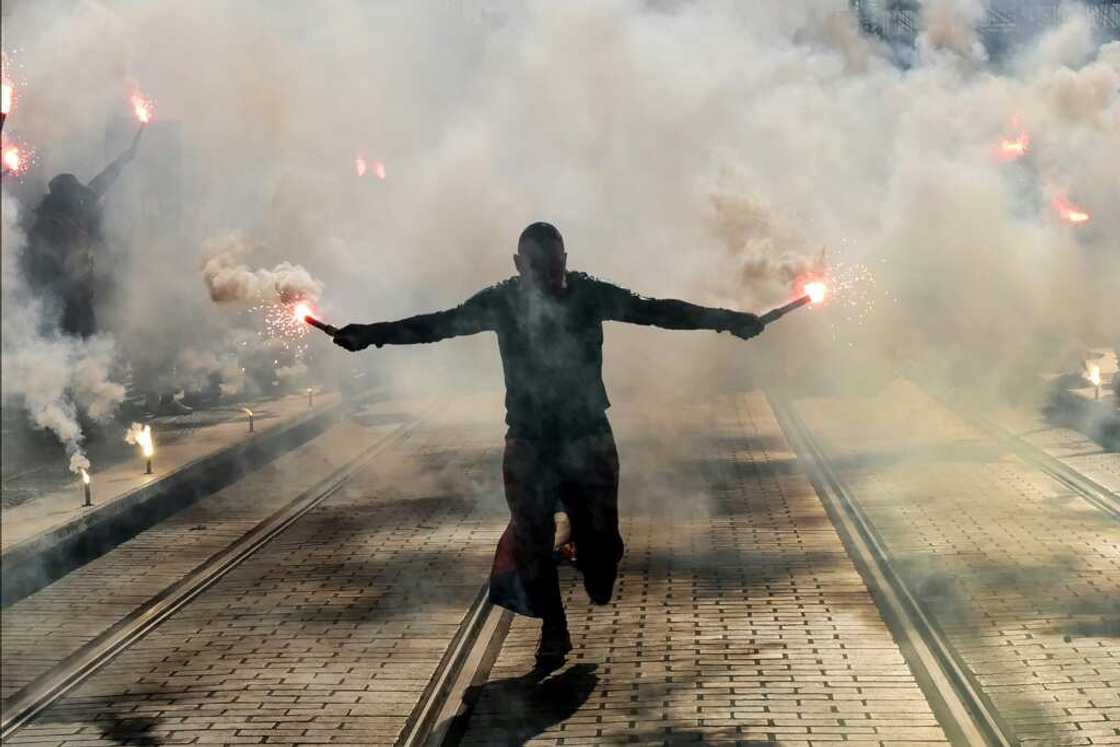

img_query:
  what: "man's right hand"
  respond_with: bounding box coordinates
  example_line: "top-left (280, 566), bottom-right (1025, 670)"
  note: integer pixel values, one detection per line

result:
top-left (333, 324), bottom-right (376, 352)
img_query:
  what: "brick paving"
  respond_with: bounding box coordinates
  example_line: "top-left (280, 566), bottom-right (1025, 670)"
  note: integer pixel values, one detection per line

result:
top-left (797, 379), bottom-right (1120, 746)
top-left (5, 394), bottom-right (508, 746)
top-left (1, 397), bottom-right (420, 701)
top-left (458, 392), bottom-right (947, 746)
top-left (988, 400), bottom-right (1120, 496)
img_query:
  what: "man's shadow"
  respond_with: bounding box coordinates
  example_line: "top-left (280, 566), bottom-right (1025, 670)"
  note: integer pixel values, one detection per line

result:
top-left (444, 663), bottom-right (599, 746)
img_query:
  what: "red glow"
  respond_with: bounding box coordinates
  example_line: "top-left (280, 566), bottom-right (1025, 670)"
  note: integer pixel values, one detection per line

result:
top-left (371, 160), bottom-right (386, 180)
top-left (292, 302), bottom-right (314, 322)
top-left (130, 90), bottom-right (154, 124)
top-left (1052, 195), bottom-right (1090, 224)
top-left (355, 156), bottom-right (367, 177)
top-left (997, 114), bottom-right (1030, 162)
top-left (2, 143), bottom-right (25, 174)
top-left (1, 81), bottom-right (12, 116)
top-left (804, 281), bottom-right (827, 305)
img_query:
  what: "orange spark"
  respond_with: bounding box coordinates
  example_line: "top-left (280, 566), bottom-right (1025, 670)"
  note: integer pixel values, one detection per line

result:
top-left (804, 281), bottom-right (827, 305)
top-left (130, 91), bottom-right (154, 124)
top-left (292, 302), bottom-right (313, 322)
top-left (1052, 195), bottom-right (1089, 224)
top-left (997, 115), bottom-right (1030, 162)
top-left (2, 144), bottom-right (22, 173)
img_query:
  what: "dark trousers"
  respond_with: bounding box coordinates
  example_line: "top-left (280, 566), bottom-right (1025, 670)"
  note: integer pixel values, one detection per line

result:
top-left (488, 422), bottom-right (623, 622)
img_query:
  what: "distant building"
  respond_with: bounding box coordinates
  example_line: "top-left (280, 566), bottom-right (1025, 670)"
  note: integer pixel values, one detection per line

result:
top-left (850, 0), bottom-right (1120, 61)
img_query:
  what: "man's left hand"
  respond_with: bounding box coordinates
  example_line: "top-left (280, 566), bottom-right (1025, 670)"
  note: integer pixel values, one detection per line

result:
top-left (729, 313), bottom-right (764, 340)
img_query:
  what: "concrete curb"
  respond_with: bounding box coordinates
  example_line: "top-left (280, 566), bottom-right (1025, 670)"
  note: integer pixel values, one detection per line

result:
top-left (1, 390), bottom-right (381, 607)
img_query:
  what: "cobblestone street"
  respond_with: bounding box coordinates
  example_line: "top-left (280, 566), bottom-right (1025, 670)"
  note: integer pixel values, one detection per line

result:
top-left (2, 386), bottom-right (1116, 745)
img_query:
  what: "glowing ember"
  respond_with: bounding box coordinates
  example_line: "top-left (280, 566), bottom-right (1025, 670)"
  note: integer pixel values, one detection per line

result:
top-left (804, 281), bottom-right (827, 305)
top-left (1087, 364), bottom-right (1102, 387)
top-left (130, 91), bottom-right (154, 124)
top-left (1052, 195), bottom-right (1090, 224)
top-left (355, 156), bottom-right (367, 177)
top-left (127, 422), bottom-right (155, 457)
top-left (2, 144), bottom-right (22, 173)
top-left (80, 468), bottom-right (91, 485)
top-left (997, 115), bottom-right (1030, 162)
top-left (292, 302), bottom-right (313, 323)
top-left (139, 425), bottom-right (154, 457)
top-left (1, 82), bottom-right (12, 115)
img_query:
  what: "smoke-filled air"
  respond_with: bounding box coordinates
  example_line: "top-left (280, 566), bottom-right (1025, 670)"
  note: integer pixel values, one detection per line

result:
top-left (1, 0), bottom-right (1117, 472)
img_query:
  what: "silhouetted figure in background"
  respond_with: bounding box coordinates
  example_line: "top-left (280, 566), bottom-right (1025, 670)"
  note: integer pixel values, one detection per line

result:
top-left (334, 222), bottom-right (765, 670)
top-left (24, 127), bottom-right (143, 338)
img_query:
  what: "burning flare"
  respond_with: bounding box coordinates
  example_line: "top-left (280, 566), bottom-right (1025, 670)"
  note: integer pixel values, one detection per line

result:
top-left (1087, 363), bottom-right (1102, 388)
top-left (126, 422), bottom-right (155, 457)
top-left (1, 81), bottom-right (12, 115)
top-left (2, 143), bottom-right (23, 173)
top-left (1052, 195), bottom-right (1089, 224)
top-left (80, 468), bottom-right (91, 485)
top-left (130, 90), bottom-right (154, 124)
top-left (997, 115), bottom-right (1029, 162)
top-left (355, 156), bottom-right (367, 177)
top-left (292, 302), bottom-right (314, 323)
top-left (804, 281), bottom-right (827, 305)
top-left (371, 161), bottom-right (386, 180)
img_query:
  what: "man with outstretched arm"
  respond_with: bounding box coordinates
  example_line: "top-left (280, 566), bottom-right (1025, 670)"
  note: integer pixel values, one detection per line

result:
top-left (333, 222), bottom-right (764, 671)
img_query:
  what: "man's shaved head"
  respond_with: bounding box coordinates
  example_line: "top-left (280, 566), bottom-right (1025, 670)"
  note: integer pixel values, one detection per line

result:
top-left (518, 222), bottom-right (564, 257)
top-left (515, 222), bottom-right (567, 293)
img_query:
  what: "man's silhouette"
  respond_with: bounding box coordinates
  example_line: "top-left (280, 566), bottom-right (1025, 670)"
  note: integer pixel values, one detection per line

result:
top-left (334, 222), bottom-right (764, 670)
top-left (24, 128), bottom-right (143, 338)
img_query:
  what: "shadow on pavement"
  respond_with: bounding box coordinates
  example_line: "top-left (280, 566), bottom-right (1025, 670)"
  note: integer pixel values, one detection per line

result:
top-left (445, 663), bottom-right (599, 746)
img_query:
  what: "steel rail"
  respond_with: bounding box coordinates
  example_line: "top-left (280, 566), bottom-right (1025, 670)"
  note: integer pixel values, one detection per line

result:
top-left (766, 391), bottom-right (1015, 747)
top-left (1, 410), bottom-right (430, 740)
top-left (396, 586), bottom-right (510, 747)
top-left (932, 395), bottom-right (1120, 520)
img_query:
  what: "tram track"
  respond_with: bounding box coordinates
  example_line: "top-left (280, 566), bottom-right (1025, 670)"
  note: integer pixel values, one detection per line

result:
top-left (768, 390), bottom-right (1015, 747)
top-left (0, 408), bottom-right (432, 741)
top-left (927, 390), bottom-right (1120, 520)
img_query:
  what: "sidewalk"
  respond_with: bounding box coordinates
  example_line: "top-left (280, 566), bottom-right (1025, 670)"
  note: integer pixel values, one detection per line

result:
top-left (1, 388), bottom-right (359, 605)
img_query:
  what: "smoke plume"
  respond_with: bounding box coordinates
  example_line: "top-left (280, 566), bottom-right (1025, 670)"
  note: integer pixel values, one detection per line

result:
top-left (1, 192), bottom-right (126, 472)
top-left (201, 230), bottom-right (324, 305)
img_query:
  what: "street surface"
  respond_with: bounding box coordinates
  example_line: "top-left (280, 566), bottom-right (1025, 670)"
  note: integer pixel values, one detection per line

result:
top-left (2, 384), bottom-right (1116, 745)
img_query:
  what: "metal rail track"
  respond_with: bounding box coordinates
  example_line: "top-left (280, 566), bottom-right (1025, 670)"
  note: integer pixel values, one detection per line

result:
top-left (0, 409), bottom-right (430, 740)
top-left (396, 586), bottom-right (511, 747)
top-left (768, 391), bottom-right (1016, 747)
top-left (936, 396), bottom-right (1120, 521)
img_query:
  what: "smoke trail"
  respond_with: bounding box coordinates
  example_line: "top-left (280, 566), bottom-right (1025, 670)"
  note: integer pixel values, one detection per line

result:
top-left (1, 193), bottom-right (126, 472)
top-left (201, 230), bottom-right (324, 305)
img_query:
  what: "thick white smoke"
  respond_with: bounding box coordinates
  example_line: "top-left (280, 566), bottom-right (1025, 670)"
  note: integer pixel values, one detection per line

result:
top-left (201, 230), bottom-right (324, 305)
top-left (0, 0), bottom-right (1116, 424)
top-left (1, 192), bottom-right (126, 472)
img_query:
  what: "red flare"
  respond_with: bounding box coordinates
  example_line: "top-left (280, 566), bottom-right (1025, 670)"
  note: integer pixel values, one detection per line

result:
top-left (130, 90), bottom-right (154, 124)
top-left (1052, 195), bottom-right (1089, 224)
